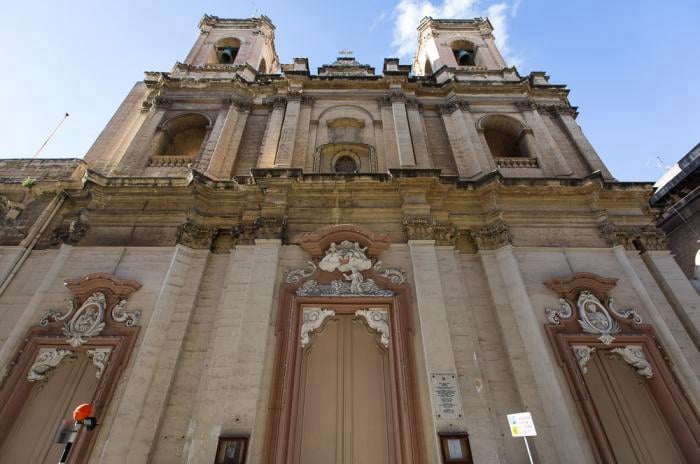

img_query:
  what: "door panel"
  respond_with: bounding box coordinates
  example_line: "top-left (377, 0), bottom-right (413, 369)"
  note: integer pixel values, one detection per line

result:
top-left (295, 314), bottom-right (393, 464)
top-left (586, 351), bottom-right (684, 464)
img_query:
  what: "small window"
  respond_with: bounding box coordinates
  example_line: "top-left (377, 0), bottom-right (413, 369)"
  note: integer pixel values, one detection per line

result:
top-left (215, 436), bottom-right (248, 464)
top-left (334, 155), bottom-right (358, 173)
top-left (214, 38), bottom-right (241, 65)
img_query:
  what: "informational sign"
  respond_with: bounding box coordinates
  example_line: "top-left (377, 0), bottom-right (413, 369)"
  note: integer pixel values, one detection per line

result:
top-left (507, 412), bottom-right (537, 437)
top-left (431, 373), bottom-right (463, 421)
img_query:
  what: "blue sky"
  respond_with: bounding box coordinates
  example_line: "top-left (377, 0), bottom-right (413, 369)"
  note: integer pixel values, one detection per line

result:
top-left (1, 0), bottom-right (698, 181)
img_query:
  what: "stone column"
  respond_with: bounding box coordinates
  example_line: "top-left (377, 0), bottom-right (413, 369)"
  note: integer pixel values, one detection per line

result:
top-left (460, 104), bottom-right (491, 173)
top-left (206, 102), bottom-right (250, 179)
top-left (391, 92), bottom-right (416, 166)
top-left (258, 98), bottom-right (286, 168)
top-left (408, 240), bottom-right (467, 463)
top-left (114, 105), bottom-right (169, 174)
top-left (556, 109), bottom-right (613, 179)
top-left (613, 245), bottom-right (700, 404)
top-left (518, 103), bottom-right (572, 176)
top-left (478, 244), bottom-right (591, 464)
top-left (275, 91), bottom-right (302, 166)
top-left (99, 245), bottom-right (210, 464)
top-left (406, 100), bottom-right (431, 168)
top-left (186, 239), bottom-right (281, 463)
top-left (440, 101), bottom-right (482, 178)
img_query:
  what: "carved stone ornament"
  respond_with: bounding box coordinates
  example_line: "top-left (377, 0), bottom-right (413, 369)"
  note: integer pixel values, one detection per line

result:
top-left (598, 221), bottom-right (668, 251)
top-left (300, 308), bottom-right (335, 348)
top-left (373, 261), bottom-right (406, 284)
top-left (355, 308), bottom-right (390, 348)
top-left (403, 217), bottom-right (458, 245)
top-left (296, 278), bottom-right (393, 297)
top-left (611, 345), bottom-right (653, 379)
top-left (27, 348), bottom-right (73, 382)
top-left (572, 345), bottom-right (595, 374)
top-left (472, 220), bottom-right (511, 250)
top-left (62, 292), bottom-right (108, 348)
top-left (285, 261), bottom-right (317, 284)
top-left (87, 348), bottom-right (112, 379)
top-left (177, 219), bottom-right (216, 249)
top-left (319, 240), bottom-right (372, 274)
top-left (41, 291), bottom-right (141, 347)
top-left (545, 298), bottom-right (573, 324)
top-left (577, 291), bottom-right (620, 345)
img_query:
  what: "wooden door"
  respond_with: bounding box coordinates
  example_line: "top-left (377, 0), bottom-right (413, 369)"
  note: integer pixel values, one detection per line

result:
top-left (586, 350), bottom-right (685, 463)
top-left (294, 313), bottom-right (395, 464)
top-left (0, 351), bottom-right (99, 463)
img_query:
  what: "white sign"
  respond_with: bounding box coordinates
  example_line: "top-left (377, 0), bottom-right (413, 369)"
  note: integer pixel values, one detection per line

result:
top-left (507, 412), bottom-right (537, 437)
top-left (430, 373), bottom-right (463, 421)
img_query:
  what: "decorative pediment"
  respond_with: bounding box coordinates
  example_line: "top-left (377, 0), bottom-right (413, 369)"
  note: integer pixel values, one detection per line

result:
top-left (544, 272), bottom-right (643, 344)
top-left (286, 225), bottom-right (405, 297)
top-left (39, 273), bottom-right (142, 347)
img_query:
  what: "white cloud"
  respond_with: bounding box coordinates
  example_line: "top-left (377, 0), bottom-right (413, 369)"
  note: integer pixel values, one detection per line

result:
top-left (391, 0), bottom-right (523, 68)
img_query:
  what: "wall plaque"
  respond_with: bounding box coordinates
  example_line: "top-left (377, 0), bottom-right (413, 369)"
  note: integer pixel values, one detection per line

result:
top-left (431, 373), bottom-right (464, 421)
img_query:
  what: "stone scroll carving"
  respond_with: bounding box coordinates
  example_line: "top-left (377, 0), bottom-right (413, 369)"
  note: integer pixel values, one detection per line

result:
top-left (355, 308), bottom-right (390, 348)
top-left (300, 308), bottom-right (335, 348)
top-left (545, 298), bottom-right (573, 325)
top-left (27, 348), bottom-right (73, 382)
top-left (572, 345), bottom-right (595, 374)
top-left (41, 291), bottom-right (141, 347)
top-left (611, 345), bottom-right (653, 379)
top-left (287, 239), bottom-right (404, 297)
top-left (87, 348), bottom-right (112, 379)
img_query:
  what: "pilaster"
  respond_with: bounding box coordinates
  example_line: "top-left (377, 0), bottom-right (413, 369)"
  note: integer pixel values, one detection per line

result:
top-left (408, 240), bottom-right (466, 463)
top-left (258, 99), bottom-right (286, 168)
top-left (114, 107), bottom-right (168, 174)
top-left (99, 245), bottom-right (210, 463)
top-left (519, 105), bottom-right (572, 176)
top-left (557, 110), bottom-right (613, 179)
top-left (479, 245), bottom-right (591, 464)
top-left (186, 239), bottom-right (281, 463)
top-left (198, 102), bottom-right (234, 174)
top-left (391, 92), bottom-right (417, 166)
top-left (439, 101), bottom-right (482, 179)
top-left (275, 92), bottom-right (302, 166)
top-left (406, 101), bottom-right (432, 168)
top-left (206, 102), bottom-right (250, 179)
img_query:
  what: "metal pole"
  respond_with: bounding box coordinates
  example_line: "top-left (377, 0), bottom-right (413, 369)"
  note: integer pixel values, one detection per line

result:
top-left (33, 112), bottom-right (69, 159)
top-left (523, 436), bottom-right (534, 464)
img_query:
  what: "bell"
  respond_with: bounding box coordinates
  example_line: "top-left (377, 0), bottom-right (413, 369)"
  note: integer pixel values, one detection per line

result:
top-left (456, 49), bottom-right (473, 66)
top-left (218, 47), bottom-right (236, 64)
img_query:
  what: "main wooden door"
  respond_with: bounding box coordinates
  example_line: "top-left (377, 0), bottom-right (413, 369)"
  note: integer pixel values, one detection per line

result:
top-left (586, 350), bottom-right (685, 463)
top-left (293, 313), bottom-right (395, 464)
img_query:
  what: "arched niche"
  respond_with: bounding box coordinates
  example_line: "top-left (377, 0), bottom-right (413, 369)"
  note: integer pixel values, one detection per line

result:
top-left (451, 39), bottom-right (477, 66)
top-left (477, 114), bottom-right (533, 159)
top-left (211, 37), bottom-right (241, 65)
top-left (151, 113), bottom-right (211, 166)
top-left (313, 142), bottom-right (376, 174)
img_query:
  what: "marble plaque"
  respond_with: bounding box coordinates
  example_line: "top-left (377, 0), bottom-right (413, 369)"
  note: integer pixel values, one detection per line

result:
top-left (430, 373), bottom-right (463, 421)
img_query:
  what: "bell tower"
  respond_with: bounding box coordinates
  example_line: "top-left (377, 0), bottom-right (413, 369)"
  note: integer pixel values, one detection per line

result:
top-left (183, 14), bottom-right (279, 74)
top-left (413, 16), bottom-right (507, 76)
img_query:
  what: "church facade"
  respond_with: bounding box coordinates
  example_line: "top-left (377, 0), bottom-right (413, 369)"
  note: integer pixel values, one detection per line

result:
top-left (0, 14), bottom-right (698, 464)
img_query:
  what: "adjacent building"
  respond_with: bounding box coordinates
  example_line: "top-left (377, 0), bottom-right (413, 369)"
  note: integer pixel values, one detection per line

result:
top-left (0, 14), bottom-right (698, 464)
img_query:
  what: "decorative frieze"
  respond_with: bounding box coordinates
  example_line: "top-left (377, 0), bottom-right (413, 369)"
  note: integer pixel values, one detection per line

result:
top-left (27, 348), bottom-right (73, 382)
top-left (300, 308), bottom-right (335, 348)
top-left (472, 219), bottom-right (511, 250)
top-left (495, 157), bottom-right (539, 168)
top-left (611, 345), bottom-right (653, 379)
top-left (177, 219), bottom-right (216, 249)
top-left (233, 216), bottom-right (287, 243)
top-left (355, 308), bottom-right (390, 348)
top-left (148, 155), bottom-right (195, 168)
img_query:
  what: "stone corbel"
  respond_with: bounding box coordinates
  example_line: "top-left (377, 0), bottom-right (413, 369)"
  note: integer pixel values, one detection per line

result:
top-left (611, 345), bottom-right (653, 379)
top-left (27, 348), bottom-right (73, 382)
top-left (300, 308), bottom-right (335, 348)
top-left (355, 308), bottom-right (390, 348)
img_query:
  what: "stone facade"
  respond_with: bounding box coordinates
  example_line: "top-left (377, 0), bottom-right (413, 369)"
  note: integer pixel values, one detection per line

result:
top-left (0, 14), bottom-right (699, 464)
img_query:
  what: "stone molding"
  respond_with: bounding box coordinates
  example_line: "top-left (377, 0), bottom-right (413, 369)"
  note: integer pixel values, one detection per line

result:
top-left (87, 347), bottom-right (112, 379)
top-left (572, 345), bottom-right (595, 374)
top-left (300, 308), bottom-right (335, 348)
